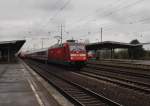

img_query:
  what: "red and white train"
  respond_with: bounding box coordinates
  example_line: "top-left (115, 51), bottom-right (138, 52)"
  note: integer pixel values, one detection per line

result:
top-left (21, 40), bottom-right (87, 68)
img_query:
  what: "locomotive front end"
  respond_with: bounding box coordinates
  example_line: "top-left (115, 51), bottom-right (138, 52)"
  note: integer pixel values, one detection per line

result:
top-left (68, 43), bottom-right (87, 67)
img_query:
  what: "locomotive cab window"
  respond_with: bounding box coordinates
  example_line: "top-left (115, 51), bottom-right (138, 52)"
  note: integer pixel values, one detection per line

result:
top-left (69, 44), bottom-right (85, 52)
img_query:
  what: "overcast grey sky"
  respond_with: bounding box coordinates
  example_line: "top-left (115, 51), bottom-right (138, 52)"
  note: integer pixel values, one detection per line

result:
top-left (0, 0), bottom-right (150, 50)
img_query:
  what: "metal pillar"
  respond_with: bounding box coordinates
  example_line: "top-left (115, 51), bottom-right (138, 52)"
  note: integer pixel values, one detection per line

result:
top-left (7, 47), bottom-right (10, 62)
top-left (112, 48), bottom-right (114, 59)
top-left (110, 48), bottom-right (113, 59)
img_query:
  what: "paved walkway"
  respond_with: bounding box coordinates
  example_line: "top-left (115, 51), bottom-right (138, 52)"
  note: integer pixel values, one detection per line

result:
top-left (0, 63), bottom-right (42, 106)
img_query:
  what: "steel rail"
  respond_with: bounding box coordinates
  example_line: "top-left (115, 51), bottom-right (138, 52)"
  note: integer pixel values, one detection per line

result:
top-left (87, 61), bottom-right (150, 71)
top-left (26, 60), bottom-right (122, 106)
top-left (77, 71), bottom-right (150, 94)
top-left (87, 64), bottom-right (150, 79)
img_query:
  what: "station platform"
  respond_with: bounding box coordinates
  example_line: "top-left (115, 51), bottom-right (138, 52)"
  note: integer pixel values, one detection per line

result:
top-left (0, 63), bottom-right (40, 106)
top-left (0, 60), bottom-right (73, 106)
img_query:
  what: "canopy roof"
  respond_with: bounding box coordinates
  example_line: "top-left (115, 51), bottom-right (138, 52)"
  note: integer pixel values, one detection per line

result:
top-left (86, 41), bottom-right (141, 50)
top-left (0, 40), bottom-right (26, 53)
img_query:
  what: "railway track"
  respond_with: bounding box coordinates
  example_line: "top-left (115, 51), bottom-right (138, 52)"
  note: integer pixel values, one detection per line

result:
top-left (87, 63), bottom-right (150, 79)
top-left (77, 62), bottom-right (150, 94)
top-left (88, 60), bottom-right (150, 71)
top-left (76, 70), bottom-right (150, 94)
top-left (94, 59), bottom-right (136, 64)
top-left (26, 60), bottom-right (122, 106)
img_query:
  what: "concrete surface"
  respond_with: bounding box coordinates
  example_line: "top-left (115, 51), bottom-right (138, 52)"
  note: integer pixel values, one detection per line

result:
top-left (0, 63), bottom-right (41, 106)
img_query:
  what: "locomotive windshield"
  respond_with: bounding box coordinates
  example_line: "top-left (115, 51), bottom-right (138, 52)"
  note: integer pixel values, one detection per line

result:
top-left (69, 44), bottom-right (85, 52)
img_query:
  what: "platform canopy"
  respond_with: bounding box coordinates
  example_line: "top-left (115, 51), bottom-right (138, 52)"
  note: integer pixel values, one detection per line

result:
top-left (0, 40), bottom-right (25, 52)
top-left (86, 41), bottom-right (141, 50)
top-left (0, 40), bottom-right (25, 62)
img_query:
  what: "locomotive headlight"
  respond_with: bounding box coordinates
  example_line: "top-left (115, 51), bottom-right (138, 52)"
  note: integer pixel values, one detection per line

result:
top-left (80, 54), bottom-right (86, 56)
top-left (71, 54), bottom-right (76, 56)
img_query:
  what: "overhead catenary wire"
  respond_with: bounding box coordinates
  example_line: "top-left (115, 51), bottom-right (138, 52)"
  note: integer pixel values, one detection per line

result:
top-left (89, 0), bottom-right (146, 25)
top-left (59, 0), bottom-right (146, 36)
top-left (42, 0), bottom-right (71, 28)
top-left (33, 0), bottom-right (126, 35)
top-left (28, 0), bottom-right (72, 44)
top-left (67, 0), bottom-right (127, 29)
top-left (67, 0), bottom-right (149, 43)
top-left (84, 0), bottom-right (147, 32)
top-left (36, 0), bottom-right (145, 37)
top-left (27, 0), bottom-right (148, 43)
top-left (66, 0), bottom-right (145, 35)
top-left (101, 0), bottom-right (146, 18)
top-left (32, 0), bottom-right (71, 36)
top-left (67, 0), bottom-right (123, 26)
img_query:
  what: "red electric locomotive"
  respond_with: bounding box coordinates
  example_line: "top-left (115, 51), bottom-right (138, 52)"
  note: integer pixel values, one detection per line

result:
top-left (24, 40), bottom-right (87, 68)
